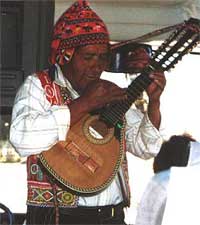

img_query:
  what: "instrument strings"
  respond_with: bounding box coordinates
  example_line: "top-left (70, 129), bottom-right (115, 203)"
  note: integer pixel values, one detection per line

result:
top-left (100, 72), bottom-right (153, 126)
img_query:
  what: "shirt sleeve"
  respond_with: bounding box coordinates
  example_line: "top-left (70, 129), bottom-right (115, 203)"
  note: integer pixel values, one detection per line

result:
top-left (125, 108), bottom-right (164, 159)
top-left (135, 175), bottom-right (167, 225)
top-left (9, 74), bottom-right (71, 157)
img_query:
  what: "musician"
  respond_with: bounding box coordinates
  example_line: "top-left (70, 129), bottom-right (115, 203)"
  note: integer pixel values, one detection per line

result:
top-left (135, 134), bottom-right (198, 225)
top-left (9, 1), bottom-right (166, 224)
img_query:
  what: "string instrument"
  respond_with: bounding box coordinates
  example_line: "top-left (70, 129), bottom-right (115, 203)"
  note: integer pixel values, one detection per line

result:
top-left (39, 17), bottom-right (200, 194)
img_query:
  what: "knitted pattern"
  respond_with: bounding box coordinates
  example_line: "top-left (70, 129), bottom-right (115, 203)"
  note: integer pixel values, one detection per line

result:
top-left (50, 0), bottom-right (110, 65)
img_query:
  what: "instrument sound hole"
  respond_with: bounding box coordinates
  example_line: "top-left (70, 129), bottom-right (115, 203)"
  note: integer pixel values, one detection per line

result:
top-left (89, 120), bottom-right (109, 140)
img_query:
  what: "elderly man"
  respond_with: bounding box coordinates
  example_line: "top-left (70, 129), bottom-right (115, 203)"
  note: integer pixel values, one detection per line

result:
top-left (10, 0), bottom-right (166, 224)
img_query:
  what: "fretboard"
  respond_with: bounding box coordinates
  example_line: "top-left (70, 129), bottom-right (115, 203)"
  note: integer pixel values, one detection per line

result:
top-left (100, 67), bottom-right (154, 126)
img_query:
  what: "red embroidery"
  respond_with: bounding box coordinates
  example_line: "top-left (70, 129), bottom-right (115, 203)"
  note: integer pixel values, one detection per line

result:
top-left (37, 70), bottom-right (62, 105)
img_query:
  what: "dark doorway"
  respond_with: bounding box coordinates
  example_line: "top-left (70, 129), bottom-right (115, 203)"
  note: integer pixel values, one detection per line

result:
top-left (0, 1), bottom-right (55, 171)
top-left (0, 0), bottom-right (55, 112)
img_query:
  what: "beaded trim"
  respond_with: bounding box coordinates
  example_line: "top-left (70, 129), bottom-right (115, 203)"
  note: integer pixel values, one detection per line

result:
top-left (60, 86), bottom-right (72, 105)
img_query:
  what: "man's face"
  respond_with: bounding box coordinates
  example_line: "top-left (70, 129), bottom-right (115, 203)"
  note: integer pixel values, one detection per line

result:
top-left (65, 44), bottom-right (109, 94)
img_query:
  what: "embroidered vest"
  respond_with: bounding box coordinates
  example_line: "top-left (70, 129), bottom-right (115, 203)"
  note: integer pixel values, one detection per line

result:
top-left (27, 70), bottom-right (78, 208)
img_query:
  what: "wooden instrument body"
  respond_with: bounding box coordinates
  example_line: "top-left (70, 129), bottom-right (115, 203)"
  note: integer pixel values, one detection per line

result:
top-left (40, 114), bottom-right (124, 193)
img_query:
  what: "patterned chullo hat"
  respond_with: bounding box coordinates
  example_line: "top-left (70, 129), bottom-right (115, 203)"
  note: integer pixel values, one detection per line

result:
top-left (49, 0), bottom-right (110, 66)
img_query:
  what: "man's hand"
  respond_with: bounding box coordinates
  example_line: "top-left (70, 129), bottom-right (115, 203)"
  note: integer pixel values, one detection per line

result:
top-left (82, 79), bottom-right (127, 110)
top-left (69, 80), bottom-right (127, 126)
top-left (124, 46), bottom-right (166, 129)
top-left (146, 71), bottom-right (166, 130)
top-left (147, 71), bottom-right (166, 103)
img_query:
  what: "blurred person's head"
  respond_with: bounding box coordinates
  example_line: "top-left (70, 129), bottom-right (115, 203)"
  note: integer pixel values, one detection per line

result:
top-left (153, 135), bottom-right (196, 173)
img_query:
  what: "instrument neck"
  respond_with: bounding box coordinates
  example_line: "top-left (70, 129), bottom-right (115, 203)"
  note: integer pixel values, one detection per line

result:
top-left (100, 66), bottom-right (154, 127)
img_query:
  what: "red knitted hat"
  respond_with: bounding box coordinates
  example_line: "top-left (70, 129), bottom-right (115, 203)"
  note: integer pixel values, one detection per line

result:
top-left (49, 0), bottom-right (110, 65)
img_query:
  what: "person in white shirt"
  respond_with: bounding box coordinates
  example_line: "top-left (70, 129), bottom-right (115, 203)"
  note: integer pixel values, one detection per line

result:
top-left (135, 134), bottom-right (198, 225)
top-left (9, 0), bottom-right (166, 224)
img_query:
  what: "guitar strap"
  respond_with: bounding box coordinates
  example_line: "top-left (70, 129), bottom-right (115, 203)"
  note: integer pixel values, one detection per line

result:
top-left (117, 171), bottom-right (129, 207)
top-left (118, 121), bottom-right (131, 207)
top-left (118, 154), bottom-right (131, 207)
